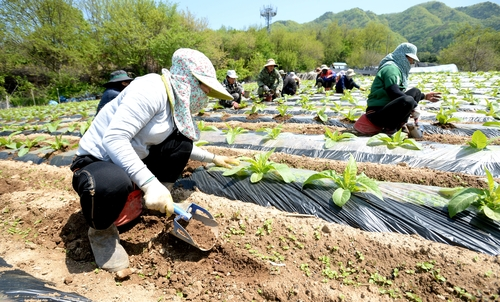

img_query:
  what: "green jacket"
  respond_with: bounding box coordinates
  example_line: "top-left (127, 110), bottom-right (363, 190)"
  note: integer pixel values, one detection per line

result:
top-left (256, 68), bottom-right (283, 92)
top-left (367, 64), bottom-right (405, 107)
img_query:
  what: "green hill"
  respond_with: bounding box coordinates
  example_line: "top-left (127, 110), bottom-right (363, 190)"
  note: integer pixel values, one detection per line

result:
top-left (272, 1), bottom-right (500, 53)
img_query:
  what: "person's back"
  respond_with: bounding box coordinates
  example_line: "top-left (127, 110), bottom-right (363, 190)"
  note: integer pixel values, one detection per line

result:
top-left (282, 73), bottom-right (297, 96)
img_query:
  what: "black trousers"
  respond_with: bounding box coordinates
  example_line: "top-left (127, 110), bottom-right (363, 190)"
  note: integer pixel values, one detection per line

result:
top-left (366, 88), bottom-right (423, 130)
top-left (71, 131), bottom-right (193, 229)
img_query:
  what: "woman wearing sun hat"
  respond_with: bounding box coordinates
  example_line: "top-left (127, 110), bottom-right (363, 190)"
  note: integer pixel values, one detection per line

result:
top-left (354, 42), bottom-right (442, 135)
top-left (70, 48), bottom-right (240, 273)
top-left (335, 69), bottom-right (365, 94)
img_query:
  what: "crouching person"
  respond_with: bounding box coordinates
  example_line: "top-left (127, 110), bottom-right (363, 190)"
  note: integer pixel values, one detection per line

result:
top-left (71, 48), bottom-right (240, 272)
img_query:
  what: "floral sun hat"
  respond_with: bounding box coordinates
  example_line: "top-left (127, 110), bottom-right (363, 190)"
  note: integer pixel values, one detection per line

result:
top-left (162, 48), bottom-right (232, 141)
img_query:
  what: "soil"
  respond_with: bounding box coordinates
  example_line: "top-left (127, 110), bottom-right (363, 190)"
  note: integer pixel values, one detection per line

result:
top-left (1, 136), bottom-right (499, 302)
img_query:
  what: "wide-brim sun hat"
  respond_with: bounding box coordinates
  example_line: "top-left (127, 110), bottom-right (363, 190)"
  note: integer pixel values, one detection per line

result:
top-left (264, 59), bottom-right (278, 67)
top-left (279, 70), bottom-right (285, 75)
top-left (104, 70), bottom-right (133, 87)
top-left (402, 43), bottom-right (420, 62)
top-left (346, 69), bottom-right (355, 77)
top-left (163, 48), bottom-right (232, 141)
top-left (226, 70), bottom-right (238, 78)
top-left (321, 64), bottom-right (328, 70)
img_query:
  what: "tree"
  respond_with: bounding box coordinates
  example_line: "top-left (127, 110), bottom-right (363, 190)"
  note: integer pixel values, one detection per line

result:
top-left (439, 24), bottom-right (500, 71)
top-left (0, 0), bottom-right (96, 74)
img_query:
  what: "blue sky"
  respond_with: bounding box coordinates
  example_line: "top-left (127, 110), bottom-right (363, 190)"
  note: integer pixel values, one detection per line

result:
top-left (177, 0), bottom-right (499, 30)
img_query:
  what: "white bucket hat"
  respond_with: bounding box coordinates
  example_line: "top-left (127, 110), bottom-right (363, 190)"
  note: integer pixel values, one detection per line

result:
top-left (226, 70), bottom-right (238, 78)
top-left (346, 69), bottom-right (355, 77)
top-left (264, 59), bottom-right (278, 67)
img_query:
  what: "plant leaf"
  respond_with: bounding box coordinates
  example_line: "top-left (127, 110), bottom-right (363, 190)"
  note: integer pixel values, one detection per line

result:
top-left (270, 163), bottom-right (296, 183)
top-left (468, 130), bottom-right (488, 150)
top-left (356, 175), bottom-right (383, 200)
top-left (250, 172), bottom-right (264, 183)
top-left (17, 147), bottom-right (29, 157)
top-left (482, 206), bottom-right (500, 221)
top-left (303, 172), bottom-right (336, 188)
top-left (222, 165), bottom-right (246, 176)
top-left (333, 188), bottom-right (351, 207)
top-left (448, 189), bottom-right (481, 218)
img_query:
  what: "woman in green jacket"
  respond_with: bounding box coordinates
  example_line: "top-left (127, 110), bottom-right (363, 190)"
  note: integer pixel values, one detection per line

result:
top-left (354, 43), bottom-right (441, 135)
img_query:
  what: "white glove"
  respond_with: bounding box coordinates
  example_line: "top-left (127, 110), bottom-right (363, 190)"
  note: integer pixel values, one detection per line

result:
top-left (213, 155), bottom-right (240, 169)
top-left (140, 178), bottom-right (174, 217)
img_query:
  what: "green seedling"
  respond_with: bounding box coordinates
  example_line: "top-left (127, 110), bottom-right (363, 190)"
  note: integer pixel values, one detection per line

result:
top-left (17, 136), bottom-right (46, 157)
top-left (416, 260), bottom-right (435, 272)
top-left (80, 118), bottom-right (93, 136)
top-left (256, 124), bottom-right (283, 141)
top-left (66, 123), bottom-right (78, 133)
top-left (431, 269), bottom-right (446, 282)
top-left (212, 102), bottom-right (224, 110)
top-left (301, 103), bottom-right (316, 111)
top-left (435, 106), bottom-right (461, 125)
top-left (223, 148), bottom-right (295, 183)
top-left (245, 103), bottom-right (266, 115)
top-left (369, 272), bottom-right (392, 286)
top-left (366, 128), bottom-right (422, 150)
top-left (197, 120), bottom-right (218, 131)
top-left (446, 167), bottom-right (500, 221)
top-left (315, 107), bottom-right (328, 124)
top-left (44, 120), bottom-right (62, 133)
top-left (339, 108), bottom-right (361, 122)
top-left (238, 99), bottom-right (249, 109)
top-left (405, 292), bottom-right (422, 302)
top-left (276, 104), bottom-right (290, 117)
top-left (303, 154), bottom-right (383, 207)
top-left (379, 288), bottom-right (400, 299)
top-left (330, 102), bottom-right (344, 113)
top-left (339, 90), bottom-right (356, 104)
top-left (467, 130), bottom-right (494, 150)
top-left (476, 99), bottom-right (500, 119)
top-left (323, 127), bottom-right (356, 149)
top-left (0, 131), bottom-right (22, 148)
top-left (41, 134), bottom-right (70, 152)
top-left (222, 123), bottom-right (248, 144)
top-left (299, 263), bottom-right (311, 277)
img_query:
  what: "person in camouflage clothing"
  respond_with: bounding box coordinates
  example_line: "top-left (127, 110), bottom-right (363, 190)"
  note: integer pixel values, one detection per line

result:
top-left (256, 59), bottom-right (283, 101)
top-left (218, 70), bottom-right (244, 109)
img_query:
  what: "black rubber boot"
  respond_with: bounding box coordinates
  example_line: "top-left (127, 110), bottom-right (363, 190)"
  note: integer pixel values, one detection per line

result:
top-left (88, 224), bottom-right (129, 272)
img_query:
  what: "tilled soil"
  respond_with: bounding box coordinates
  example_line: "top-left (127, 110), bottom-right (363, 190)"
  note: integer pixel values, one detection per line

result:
top-left (0, 156), bottom-right (499, 302)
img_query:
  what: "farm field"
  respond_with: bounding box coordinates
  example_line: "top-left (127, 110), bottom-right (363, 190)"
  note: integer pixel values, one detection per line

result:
top-left (0, 71), bottom-right (500, 302)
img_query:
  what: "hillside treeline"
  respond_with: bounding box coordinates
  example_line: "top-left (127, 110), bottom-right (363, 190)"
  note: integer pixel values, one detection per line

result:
top-left (0, 0), bottom-right (499, 106)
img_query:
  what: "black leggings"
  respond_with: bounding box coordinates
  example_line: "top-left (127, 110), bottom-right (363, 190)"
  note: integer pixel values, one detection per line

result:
top-left (71, 131), bottom-right (193, 229)
top-left (366, 88), bottom-right (422, 130)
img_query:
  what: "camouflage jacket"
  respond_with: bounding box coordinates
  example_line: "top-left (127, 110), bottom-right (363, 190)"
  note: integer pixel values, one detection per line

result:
top-left (256, 68), bottom-right (283, 92)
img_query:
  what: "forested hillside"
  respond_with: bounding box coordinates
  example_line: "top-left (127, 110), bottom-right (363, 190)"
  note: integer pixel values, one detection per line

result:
top-left (0, 0), bottom-right (499, 107)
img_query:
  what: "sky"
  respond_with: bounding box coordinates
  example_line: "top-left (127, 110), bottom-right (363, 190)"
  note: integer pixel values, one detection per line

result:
top-left (178, 0), bottom-right (500, 30)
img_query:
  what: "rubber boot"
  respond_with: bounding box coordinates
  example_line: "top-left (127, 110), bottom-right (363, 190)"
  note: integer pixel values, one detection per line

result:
top-left (88, 224), bottom-right (129, 272)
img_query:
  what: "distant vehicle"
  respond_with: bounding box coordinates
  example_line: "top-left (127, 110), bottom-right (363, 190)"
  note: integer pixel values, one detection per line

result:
top-left (332, 62), bottom-right (348, 70)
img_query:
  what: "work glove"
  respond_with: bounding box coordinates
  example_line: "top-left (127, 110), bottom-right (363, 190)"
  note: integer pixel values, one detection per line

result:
top-left (213, 155), bottom-right (240, 169)
top-left (140, 177), bottom-right (174, 217)
top-left (410, 110), bottom-right (420, 125)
